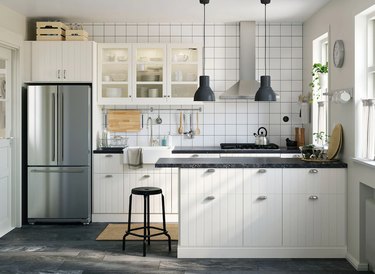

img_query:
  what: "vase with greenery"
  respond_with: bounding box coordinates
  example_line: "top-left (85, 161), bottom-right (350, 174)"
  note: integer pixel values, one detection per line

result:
top-left (309, 62), bottom-right (328, 100)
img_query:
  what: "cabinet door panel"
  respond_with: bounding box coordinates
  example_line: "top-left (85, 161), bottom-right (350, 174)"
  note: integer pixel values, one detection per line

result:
top-left (93, 174), bottom-right (124, 213)
top-left (93, 154), bottom-right (124, 174)
top-left (31, 42), bottom-right (62, 81)
top-left (243, 169), bottom-right (282, 247)
top-left (180, 168), bottom-right (243, 247)
top-left (62, 42), bottom-right (93, 82)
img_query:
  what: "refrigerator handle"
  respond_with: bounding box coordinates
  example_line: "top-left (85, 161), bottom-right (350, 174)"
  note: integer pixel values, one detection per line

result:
top-left (51, 93), bottom-right (56, 162)
top-left (61, 91), bottom-right (64, 162)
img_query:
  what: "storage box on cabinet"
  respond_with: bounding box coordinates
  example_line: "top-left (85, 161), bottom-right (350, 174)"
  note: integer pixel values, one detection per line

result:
top-left (180, 168), bottom-right (243, 247)
top-left (282, 168), bottom-right (346, 247)
top-left (243, 168), bottom-right (282, 247)
top-left (31, 41), bottom-right (93, 82)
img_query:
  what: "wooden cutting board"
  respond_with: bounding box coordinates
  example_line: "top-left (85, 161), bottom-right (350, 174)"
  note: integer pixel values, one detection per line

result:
top-left (327, 123), bottom-right (343, 160)
top-left (107, 110), bottom-right (141, 132)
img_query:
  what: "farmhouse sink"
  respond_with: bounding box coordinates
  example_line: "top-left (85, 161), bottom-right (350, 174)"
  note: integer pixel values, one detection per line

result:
top-left (123, 146), bottom-right (173, 164)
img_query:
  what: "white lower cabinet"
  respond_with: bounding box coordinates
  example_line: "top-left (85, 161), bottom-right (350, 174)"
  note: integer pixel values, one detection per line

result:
top-left (92, 154), bottom-right (177, 222)
top-left (243, 168), bottom-right (282, 247)
top-left (180, 168), bottom-right (243, 247)
top-left (282, 168), bottom-right (346, 247)
top-left (178, 167), bottom-right (347, 258)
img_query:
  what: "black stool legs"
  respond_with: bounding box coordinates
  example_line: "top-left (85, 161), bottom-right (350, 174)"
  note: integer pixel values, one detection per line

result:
top-left (122, 187), bottom-right (171, 256)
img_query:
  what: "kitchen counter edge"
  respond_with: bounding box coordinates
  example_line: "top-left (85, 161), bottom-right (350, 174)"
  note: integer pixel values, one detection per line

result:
top-left (155, 157), bottom-right (347, 168)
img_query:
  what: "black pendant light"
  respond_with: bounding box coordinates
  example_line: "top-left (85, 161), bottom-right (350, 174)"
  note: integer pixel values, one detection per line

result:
top-left (194, 0), bottom-right (215, 101)
top-left (255, 0), bottom-right (276, 101)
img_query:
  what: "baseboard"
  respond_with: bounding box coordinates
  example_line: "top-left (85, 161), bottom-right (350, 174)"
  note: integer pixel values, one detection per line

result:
top-left (177, 246), bottom-right (347, 259)
top-left (346, 252), bottom-right (369, 271)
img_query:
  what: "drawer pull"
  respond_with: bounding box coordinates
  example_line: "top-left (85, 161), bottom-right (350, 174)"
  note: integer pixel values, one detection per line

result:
top-left (105, 155), bottom-right (113, 158)
top-left (309, 195), bottom-right (319, 200)
top-left (191, 154), bottom-right (199, 158)
top-left (206, 169), bottom-right (215, 173)
top-left (143, 174), bottom-right (151, 178)
top-left (257, 195), bottom-right (267, 200)
top-left (105, 175), bottom-right (113, 178)
top-left (206, 195), bottom-right (215, 201)
top-left (258, 169), bottom-right (267, 173)
top-left (309, 169), bottom-right (318, 174)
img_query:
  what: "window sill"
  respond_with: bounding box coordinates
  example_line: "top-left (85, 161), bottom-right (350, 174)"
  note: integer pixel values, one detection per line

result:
top-left (353, 158), bottom-right (375, 168)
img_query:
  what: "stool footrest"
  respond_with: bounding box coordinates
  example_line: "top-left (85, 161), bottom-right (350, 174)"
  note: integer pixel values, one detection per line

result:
top-left (125, 230), bottom-right (170, 239)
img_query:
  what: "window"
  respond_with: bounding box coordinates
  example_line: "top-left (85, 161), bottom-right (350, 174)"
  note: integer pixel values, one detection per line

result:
top-left (360, 14), bottom-right (375, 159)
top-left (312, 34), bottom-right (329, 146)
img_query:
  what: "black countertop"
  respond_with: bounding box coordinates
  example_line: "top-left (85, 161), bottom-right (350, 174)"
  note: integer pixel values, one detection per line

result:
top-left (155, 157), bottom-right (347, 169)
top-left (172, 146), bottom-right (300, 154)
top-left (93, 147), bottom-right (124, 154)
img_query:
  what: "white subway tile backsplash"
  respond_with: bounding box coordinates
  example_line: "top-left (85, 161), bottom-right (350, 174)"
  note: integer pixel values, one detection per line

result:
top-left (93, 22), bottom-right (302, 147)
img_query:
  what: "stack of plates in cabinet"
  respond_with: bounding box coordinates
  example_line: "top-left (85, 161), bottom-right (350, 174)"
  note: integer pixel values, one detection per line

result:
top-left (327, 123), bottom-right (343, 160)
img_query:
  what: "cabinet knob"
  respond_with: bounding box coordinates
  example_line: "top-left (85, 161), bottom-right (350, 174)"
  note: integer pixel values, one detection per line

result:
top-left (105, 155), bottom-right (113, 158)
top-left (206, 195), bottom-right (215, 201)
top-left (191, 154), bottom-right (199, 158)
top-left (57, 70), bottom-right (61, 79)
top-left (63, 69), bottom-right (67, 79)
top-left (206, 169), bottom-right (215, 173)
top-left (309, 195), bottom-right (319, 200)
top-left (143, 174), bottom-right (151, 178)
top-left (257, 195), bottom-right (267, 200)
top-left (129, 95), bottom-right (132, 98)
top-left (309, 169), bottom-right (319, 174)
top-left (105, 175), bottom-right (113, 178)
top-left (258, 169), bottom-right (267, 173)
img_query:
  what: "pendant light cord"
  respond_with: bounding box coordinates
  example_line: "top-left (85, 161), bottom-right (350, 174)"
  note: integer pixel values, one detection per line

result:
top-left (203, 3), bottom-right (206, 75)
top-left (264, 2), bottom-right (267, 76)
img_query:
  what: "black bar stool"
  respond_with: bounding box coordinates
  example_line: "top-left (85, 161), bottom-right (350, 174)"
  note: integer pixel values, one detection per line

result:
top-left (122, 186), bottom-right (171, 256)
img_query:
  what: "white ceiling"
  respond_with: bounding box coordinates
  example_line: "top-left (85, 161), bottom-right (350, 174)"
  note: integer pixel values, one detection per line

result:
top-left (0, 0), bottom-right (330, 23)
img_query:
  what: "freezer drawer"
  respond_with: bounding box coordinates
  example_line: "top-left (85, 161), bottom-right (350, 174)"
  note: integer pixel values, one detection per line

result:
top-left (27, 167), bottom-right (91, 223)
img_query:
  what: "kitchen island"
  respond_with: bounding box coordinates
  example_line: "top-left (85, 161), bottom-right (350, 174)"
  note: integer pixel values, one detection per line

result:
top-left (155, 156), bottom-right (347, 259)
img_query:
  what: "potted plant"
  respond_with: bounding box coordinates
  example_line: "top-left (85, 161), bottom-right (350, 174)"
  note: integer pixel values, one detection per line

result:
top-left (309, 63), bottom-right (328, 100)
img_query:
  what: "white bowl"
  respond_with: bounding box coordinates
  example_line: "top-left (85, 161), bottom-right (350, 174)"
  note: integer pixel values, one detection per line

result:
top-left (106, 88), bottom-right (122, 97)
top-left (148, 88), bottom-right (160, 97)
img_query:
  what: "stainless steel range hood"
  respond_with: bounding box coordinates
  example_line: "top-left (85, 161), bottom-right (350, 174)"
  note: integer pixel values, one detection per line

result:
top-left (220, 21), bottom-right (260, 100)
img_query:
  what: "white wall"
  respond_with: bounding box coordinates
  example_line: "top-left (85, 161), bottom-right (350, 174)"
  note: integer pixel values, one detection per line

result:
top-left (0, 4), bottom-right (26, 39)
top-left (84, 22), bottom-right (303, 147)
top-left (303, 0), bottom-right (375, 269)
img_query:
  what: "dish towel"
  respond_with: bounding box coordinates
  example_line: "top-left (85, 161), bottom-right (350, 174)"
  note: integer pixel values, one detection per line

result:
top-left (127, 147), bottom-right (143, 169)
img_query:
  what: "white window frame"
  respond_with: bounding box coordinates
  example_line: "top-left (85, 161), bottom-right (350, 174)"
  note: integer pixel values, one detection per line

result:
top-left (354, 7), bottom-right (375, 165)
top-left (312, 33), bottom-right (329, 147)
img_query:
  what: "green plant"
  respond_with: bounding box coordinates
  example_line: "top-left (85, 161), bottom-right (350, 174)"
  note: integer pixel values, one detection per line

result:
top-left (309, 63), bottom-right (328, 100)
top-left (313, 131), bottom-right (329, 146)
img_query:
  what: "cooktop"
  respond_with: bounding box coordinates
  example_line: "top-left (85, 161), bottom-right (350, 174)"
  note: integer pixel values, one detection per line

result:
top-left (220, 143), bottom-right (280, 150)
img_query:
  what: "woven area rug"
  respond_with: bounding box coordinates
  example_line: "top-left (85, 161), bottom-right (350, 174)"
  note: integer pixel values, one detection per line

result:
top-left (96, 223), bottom-right (178, 241)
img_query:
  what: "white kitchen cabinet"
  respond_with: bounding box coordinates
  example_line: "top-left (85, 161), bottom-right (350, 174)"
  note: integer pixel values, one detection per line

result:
top-left (124, 165), bottom-right (172, 214)
top-left (283, 168), bottom-right (346, 247)
top-left (31, 41), bottom-right (94, 82)
top-left (97, 43), bottom-right (132, 105)
top-left (180, 168), bottom-right (243, 247)
top-left (93, 154), bottom-right (124, 214)
top-left (97, 43), bottom-right (202, 105)
top-left (243, 168), bottom-right (282, 247)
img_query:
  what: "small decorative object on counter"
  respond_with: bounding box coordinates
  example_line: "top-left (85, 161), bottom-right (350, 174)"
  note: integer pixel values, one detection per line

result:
top-left (161, 136), bottom-right (167, 146)
top-left (168, 132), bottom-right (173, 147)
top-left (295, 127), bottom-right (305, 147)
top-left (36, 21), bottom-right (68, 41)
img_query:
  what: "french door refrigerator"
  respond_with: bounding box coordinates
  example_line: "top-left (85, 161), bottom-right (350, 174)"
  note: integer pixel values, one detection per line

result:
top-left (27, 85), bottom-right (91, 224)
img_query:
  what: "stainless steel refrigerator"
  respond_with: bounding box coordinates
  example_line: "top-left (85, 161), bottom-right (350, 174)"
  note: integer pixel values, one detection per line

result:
top-left (27, 85), bottom-right (91, 224)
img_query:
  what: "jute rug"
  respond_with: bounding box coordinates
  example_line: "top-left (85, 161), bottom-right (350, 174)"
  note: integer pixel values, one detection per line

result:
top-left (96, 223), bottom-right (178, 241)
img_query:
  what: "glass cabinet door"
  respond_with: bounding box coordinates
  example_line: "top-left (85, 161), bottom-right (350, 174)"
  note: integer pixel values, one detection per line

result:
top-left (168, 44), bottom-right (201, 102)
top-left (0, 48), bottom-right (11, 138)
top-left (134, 44), bottom-right (166, 102)
top-left (98, 44), bottom-right (131, 104)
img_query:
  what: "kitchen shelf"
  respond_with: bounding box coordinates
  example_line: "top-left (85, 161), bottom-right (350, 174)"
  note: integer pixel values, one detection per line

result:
top-left (171, 62), bottom-right (198, 65)
top-left (102, 61), bottom-right (128, 65)
top-left (102, 81), bottom-right (128, 85)
top-left (171, 81), bottom-right (197, 85)
top-left (136, 81), bottom-right (163, 85)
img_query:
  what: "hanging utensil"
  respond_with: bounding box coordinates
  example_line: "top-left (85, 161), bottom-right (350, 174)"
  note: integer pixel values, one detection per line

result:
top-left (195, 112), bottom-right (200, 135)
top-left (156, 109), bottom-right (162, 124)
top-left (178, 112), bottom-right (184, 135)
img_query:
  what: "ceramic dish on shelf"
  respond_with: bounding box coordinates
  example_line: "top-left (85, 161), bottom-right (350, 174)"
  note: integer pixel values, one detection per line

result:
top-left (111, 74), bottom-right (127, 81)
top-left (148, 88), bottom-right (160, 97)
top-left (327, 123), bottom-right (343, 160)
top-left (106, 87), bottom-right (122, 97)
top-left (141, 74), bottom-right (160, 81)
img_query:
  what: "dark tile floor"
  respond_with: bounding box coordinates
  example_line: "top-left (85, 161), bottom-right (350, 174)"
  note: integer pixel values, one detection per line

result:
top-left (0, 223), bottom-right (370, 274)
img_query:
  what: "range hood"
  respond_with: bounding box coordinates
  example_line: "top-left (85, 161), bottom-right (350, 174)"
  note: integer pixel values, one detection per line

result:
top-left (220, 21), bottom-right (260, 100)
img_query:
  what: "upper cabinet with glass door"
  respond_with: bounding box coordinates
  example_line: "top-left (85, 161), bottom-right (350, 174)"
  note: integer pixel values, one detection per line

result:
top-left (133, 44), bottom-right (167, 104)
top-left (0, 48), bottom-right (11, 138)
top-left (97, 44), bottom-right (131, 105)
top-left (167, 44), bottom-right (201, 104)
